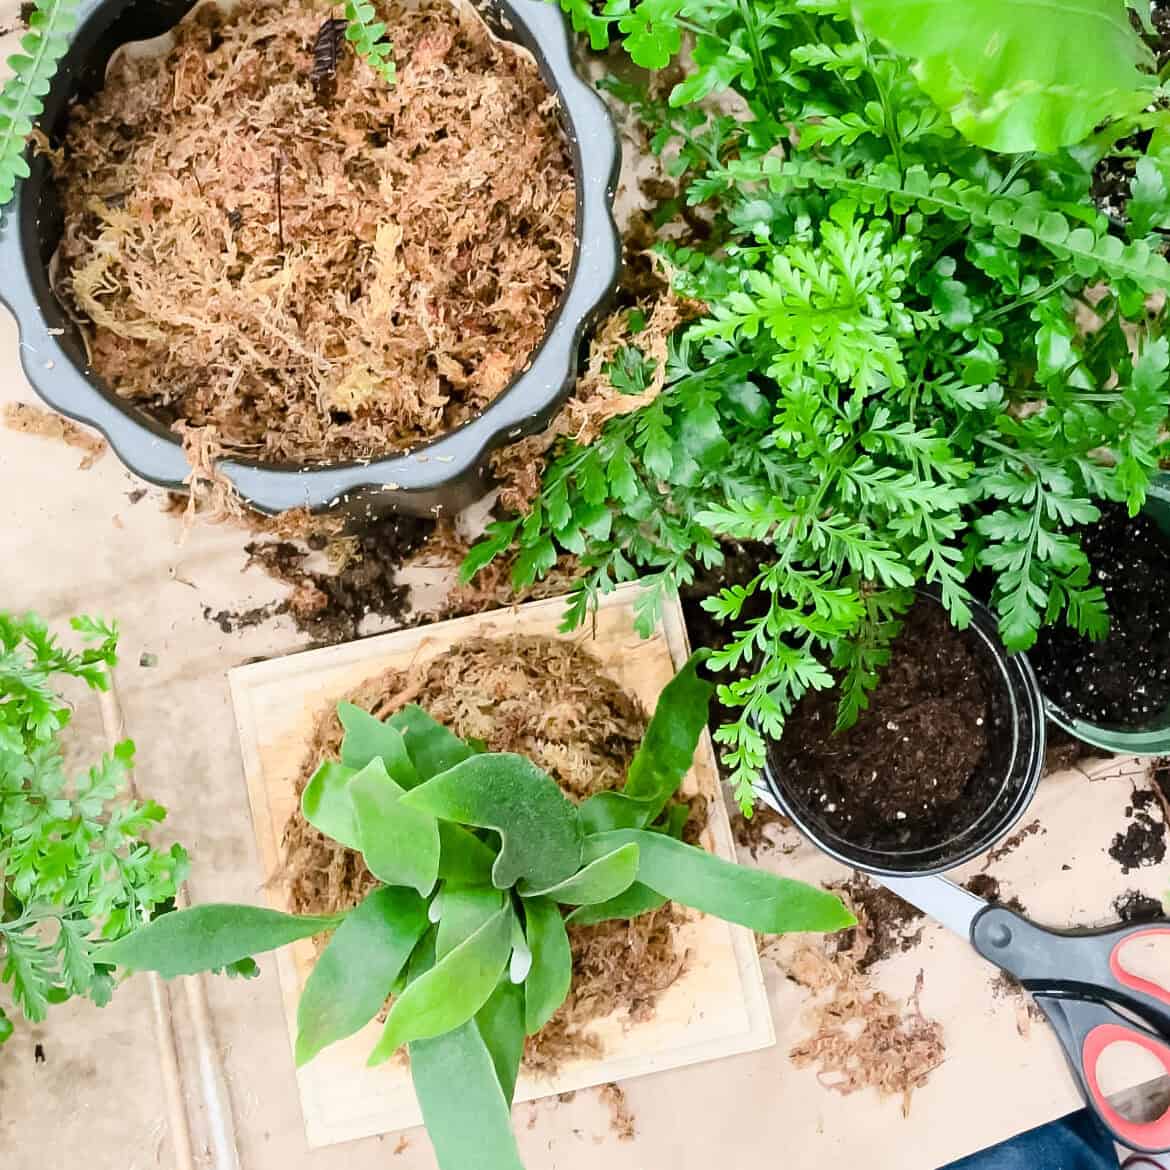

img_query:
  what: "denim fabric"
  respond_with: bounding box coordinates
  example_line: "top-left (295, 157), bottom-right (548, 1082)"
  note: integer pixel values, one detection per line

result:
top-left (940, 1109), bottom-right (1118, 1170)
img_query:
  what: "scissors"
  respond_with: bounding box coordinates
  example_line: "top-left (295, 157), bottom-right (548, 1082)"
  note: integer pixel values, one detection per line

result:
top-left (878, 874), bottom-right (1170, 1153)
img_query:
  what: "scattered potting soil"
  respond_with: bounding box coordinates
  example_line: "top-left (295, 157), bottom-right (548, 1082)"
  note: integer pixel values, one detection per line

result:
top-left (282, 634), bottom-right (703, 1072)
top-left (771, 600), bottom-right (999, 853)
top-left (778, 904), bottom-right (945, 1114)
top-left (54, 0), bottom-right (575, 464)
top-left (244, 513), bottom-right (431, 642)
top-left (834, 876), bottom-right (925, 972)
top-left (1030, 504), bottom-right (1170, 728)
top-left (1109, 788), bottom-right (1168, 874)
top-left (201, 599), bottom-right (287, 635)
top-left (983, 819), bottom-right (1045, 867)
top-left (963, 873), bottom-right (1027, 916)
top-left (1113, 889), bottom-right (1166, 923)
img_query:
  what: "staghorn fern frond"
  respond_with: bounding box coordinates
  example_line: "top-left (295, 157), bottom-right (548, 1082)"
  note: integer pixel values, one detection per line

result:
top-left (0, 0), bottom-right (78, 206)
top-left (344, 0), bottom-right (395, 85)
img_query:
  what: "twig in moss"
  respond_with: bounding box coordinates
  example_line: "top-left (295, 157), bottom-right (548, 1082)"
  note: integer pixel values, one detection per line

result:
top-left (273, 150), bottom-right (284, 254)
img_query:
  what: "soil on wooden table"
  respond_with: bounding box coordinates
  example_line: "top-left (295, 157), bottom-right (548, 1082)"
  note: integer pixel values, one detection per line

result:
top-left (282, 634), bottom-right (707, 1072)
top-left (247, 513), bottom-right (432, 642)
top-left (770, 600), bottom-right (998, 853)
top-left (1030, 504), bottom-right (1170, 729)
top-left (54, 0), bottom-right (574, 464)
top-left (1109, 787), bottom-right (1168, 874)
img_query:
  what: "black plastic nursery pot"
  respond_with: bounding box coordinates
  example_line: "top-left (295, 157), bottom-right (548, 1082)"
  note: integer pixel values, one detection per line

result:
top-left (759, 590), bottom-right (1047, 878)
top-left (1032, 473), bottom-right (1170, 756)
top-left (0, 0), bottom-right (621, 519)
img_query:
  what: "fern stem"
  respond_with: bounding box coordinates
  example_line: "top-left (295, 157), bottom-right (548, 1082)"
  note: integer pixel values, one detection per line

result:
top-left (735, 0), bottom-right (780, 122)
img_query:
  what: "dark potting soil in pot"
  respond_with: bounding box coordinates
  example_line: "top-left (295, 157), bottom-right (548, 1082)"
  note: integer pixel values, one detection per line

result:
top-left (771, 600), bottom-right (1001, 853)
top-left (1030, 504), bottom-right (1170, 728)
top-left (282, 634), bottom-right (706, 1074)
top-left (53, 0), bottom-right (575, 464)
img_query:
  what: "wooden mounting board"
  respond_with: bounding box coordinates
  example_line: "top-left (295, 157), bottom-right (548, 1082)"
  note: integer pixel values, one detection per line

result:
top-left (228, 582), bottom-right (774, 1149)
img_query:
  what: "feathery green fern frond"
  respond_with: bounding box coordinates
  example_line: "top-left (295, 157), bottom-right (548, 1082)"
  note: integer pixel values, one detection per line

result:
top-left (0, 0), bottom-right (78, 206)
top-left (344, 0), bottom-right (395, 85)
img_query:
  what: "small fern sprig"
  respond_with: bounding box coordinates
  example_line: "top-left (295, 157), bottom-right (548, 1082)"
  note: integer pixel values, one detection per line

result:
top-left (0, 0), bottom-right (78, 206)
top-left (344, 0), bottom-right (395, 86)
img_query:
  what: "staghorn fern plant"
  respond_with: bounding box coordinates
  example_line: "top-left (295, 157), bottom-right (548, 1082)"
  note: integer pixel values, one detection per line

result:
top-left (100, 656), bottom-right (853, 1170)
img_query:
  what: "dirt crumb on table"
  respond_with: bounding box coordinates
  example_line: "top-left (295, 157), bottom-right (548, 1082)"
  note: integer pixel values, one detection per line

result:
top-left (1113, 889), bottom-right (1167, 922)
top-left (244, 513), bottom-right (432, 642)
top-left (55, 0), bottom-right (574, 464)
top-left (1109, 788), bottom-right (1168, 874)
top-left (2, 403), bottom-right (107, 469)
top-left (984, 819), bottom-right (1045, 866)
top-left (772, 893), bottom-right (945, 1114)
top-left (598, 1083), bottom-right (636, 1141)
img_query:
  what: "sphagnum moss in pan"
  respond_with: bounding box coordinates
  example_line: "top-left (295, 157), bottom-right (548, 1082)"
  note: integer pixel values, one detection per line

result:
top-left (54, 0), bottom-right (575, 465)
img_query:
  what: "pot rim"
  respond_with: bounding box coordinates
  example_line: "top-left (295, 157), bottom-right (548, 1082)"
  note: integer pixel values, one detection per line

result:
top-left (1035, 473), bottom-right (1170, 755)
top-left (757, 587), bottom-right (1047, 877)
top-left (0, 0), bottom-right (622, 517)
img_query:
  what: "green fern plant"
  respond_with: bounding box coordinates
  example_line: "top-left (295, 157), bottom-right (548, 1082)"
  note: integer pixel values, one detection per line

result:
top-left (0, 612), bottom-right (188, 1045)
top-left (344, 0), bottom-right (395, 85)
top-left (0, 0), bottom-right (77, 206)
top-left (467, 0), bottom-right (1170, 813)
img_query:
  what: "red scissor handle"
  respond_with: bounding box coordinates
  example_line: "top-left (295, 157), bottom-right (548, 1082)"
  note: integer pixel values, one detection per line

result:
top-left (1110, 927), bottom-right (1170, 1012)
top-left (1082, 1022), bottom-right (1170, 1152)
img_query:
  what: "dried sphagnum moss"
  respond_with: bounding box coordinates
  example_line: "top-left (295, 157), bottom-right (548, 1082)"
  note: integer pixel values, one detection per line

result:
top-left (56, 0), bottom-right (574, 464)
top-left (282, 634), bottom-right (699, 1072)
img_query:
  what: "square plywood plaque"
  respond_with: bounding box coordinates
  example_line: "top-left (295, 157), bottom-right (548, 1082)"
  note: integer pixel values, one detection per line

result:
top-left (228, 582), bottom-right (774, 1149)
